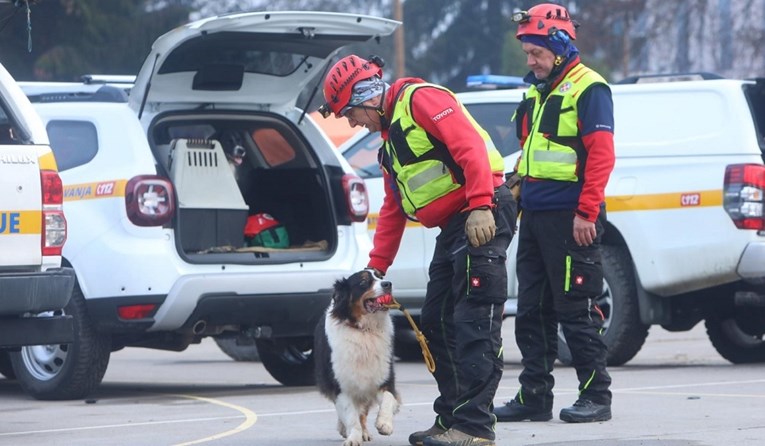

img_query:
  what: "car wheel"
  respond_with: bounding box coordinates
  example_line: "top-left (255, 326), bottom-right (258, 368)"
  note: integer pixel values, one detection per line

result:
top-left (557, 244), bottom-right (649, 367)
top-left (214, 336), bottom-right (260, 362)
top-left (706, 315), bottom-right (765, 363)
top-left (0, 350), bottom-right (16, 379)
top-left (255, 337), bottom-right (315, 386)
top-left (10, 282), bottom-right (111, 400)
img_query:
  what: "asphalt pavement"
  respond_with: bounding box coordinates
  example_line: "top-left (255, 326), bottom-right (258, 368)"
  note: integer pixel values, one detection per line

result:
top-left (2, 320), bottom-right (764, 446)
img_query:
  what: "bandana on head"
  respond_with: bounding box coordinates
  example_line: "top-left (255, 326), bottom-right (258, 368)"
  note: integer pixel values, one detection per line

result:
top-left (520, 33), bottom-right (578, 59)
top-left (340, 76), bottom-right (388, 116)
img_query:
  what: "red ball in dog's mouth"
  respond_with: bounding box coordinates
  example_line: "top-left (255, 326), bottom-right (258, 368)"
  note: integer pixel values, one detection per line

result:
top-left (377, 294), bottom-right (394, 305)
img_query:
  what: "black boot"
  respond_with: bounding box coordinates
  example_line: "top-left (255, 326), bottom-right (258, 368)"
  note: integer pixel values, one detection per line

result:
top-left (409, 422), bottom-right (448, 446)
top-left (493, 399), bottom-right (552, 422)
top-left (559, 399), bottom-right (612, 423)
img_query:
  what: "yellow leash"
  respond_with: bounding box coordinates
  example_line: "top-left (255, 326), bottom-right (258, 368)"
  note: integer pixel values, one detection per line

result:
top-left (382, 297), bottom-right (435, 373)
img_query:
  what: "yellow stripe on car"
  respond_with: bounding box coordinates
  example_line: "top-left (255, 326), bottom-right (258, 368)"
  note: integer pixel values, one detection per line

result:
top-left (367, 190), bottom-right (722, 231)
top-left (63, 180), bottom-right (127, 202)
top-left (367, 214), bottom-right (422, 230)
top-left (0, 210), bottom-right (42, 234)
top-left (37, 150), bottom-right (59, 171)
top-left (606, 190), bottom-right (722, 212)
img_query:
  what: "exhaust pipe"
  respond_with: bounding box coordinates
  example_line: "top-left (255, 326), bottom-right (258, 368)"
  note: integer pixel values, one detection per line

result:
top-left (192, 320), bottom-right (207, 335)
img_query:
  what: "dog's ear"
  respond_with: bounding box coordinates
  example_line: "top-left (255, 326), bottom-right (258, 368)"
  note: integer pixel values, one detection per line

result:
top-left (331, 277), bottom-right (350, 302)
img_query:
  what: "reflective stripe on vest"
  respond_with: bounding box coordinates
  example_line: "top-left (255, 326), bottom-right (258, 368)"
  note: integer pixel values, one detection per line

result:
top-left (518, 64), bottom-right (608, 182)
top-left (384, 83), bottom-right (505, 216)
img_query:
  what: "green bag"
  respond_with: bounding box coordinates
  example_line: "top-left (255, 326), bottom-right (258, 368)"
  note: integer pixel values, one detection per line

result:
top-left (244, 213), bottom-right (290, 249)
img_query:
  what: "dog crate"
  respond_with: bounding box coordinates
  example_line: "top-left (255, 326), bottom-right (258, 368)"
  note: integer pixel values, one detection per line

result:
top-left (169, 138), bottom-right (249, 252)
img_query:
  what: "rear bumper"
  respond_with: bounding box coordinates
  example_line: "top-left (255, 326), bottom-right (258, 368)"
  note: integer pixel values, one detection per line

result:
top-left (86, 291), bottom-right (331, 339)
top-left (0, 315), bottom-right (74, 348)
top-left (182, 291), bottom-right (332, 338)
top-left (0, 267), bottom-right (75, 315)
top-left (737, 242), bottom-right (765, 283)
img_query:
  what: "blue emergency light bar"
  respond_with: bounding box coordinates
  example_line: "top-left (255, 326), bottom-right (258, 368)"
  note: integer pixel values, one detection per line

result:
top-left (466, 74), bottom-right (527, 89)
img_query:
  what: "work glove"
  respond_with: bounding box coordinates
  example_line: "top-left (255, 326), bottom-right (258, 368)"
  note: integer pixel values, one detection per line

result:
top-left (465, 208), bottom-right (495, 247)
top-left (506, 171), bottom-right (521, 202)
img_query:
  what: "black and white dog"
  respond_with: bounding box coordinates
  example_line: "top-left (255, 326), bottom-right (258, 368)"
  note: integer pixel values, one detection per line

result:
top-left (220, 131), bottom-right (247, 180)
top-left (314, 270), bottom-right (400, 446)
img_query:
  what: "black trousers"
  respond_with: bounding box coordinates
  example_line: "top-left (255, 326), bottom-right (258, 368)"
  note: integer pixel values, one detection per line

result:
top-left (514, 209), bottom-right (612, 409)
top-left (420, 184), bottom-right (517, 440)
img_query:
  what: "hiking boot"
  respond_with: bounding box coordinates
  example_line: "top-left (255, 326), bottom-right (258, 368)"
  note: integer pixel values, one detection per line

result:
top-left (493, 399), bottom-right (552, 422)
top-left (409, 423), bottom-right (447, 446)
top-left (423, 428), bottom-right (495, 446)
top-left (559, 399), bottom-right (612, 423)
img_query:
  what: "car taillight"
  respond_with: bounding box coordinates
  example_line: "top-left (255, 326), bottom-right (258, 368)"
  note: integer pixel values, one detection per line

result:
top-left (40, 170), bottom-right (66, 256)
top-left (125, 175), bottom-right (175, 227)
top-left (117, 304), bottom-right (157, 320)
top-left (724, 163), bottom-right (765, 230)
top-left (342, 174), bottom-right (369, 222)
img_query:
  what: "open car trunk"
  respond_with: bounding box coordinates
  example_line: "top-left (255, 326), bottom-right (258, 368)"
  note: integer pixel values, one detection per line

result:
top-left (149, 111), bottom-right (338, 264)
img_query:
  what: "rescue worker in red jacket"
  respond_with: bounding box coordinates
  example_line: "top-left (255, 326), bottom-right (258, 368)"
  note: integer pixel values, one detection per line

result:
top-left (493, 3), bottom-right (616, 424)
top-left (320, 55), bottom-right (517, 446)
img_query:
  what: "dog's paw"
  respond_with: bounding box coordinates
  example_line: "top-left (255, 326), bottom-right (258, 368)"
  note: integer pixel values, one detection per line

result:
top-left (376, 420), bottom-right (394, 436)
top-left (342, 435), bottom-right (363, 446)
top-left (337, 420), bottom-right (347, 438)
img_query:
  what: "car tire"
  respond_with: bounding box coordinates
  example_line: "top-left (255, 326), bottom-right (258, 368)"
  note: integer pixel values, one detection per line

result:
top-left (10, 282), bottom-right (111, 400)
top-left (557, 244), bottom-right (649, 367)
top-left (255, 337), bottom-right (315, 386)
top-left (705, 315), bottom-right (765, 363)
top-left (0, 350), bottom-right (16, 379)
top-left (214, 336), bottom-right (261, 362)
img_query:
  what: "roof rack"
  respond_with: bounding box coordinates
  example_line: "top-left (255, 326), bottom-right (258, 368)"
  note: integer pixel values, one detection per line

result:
top-left (81, 74), bottom-right (136, 85)
top-left (616, 72), bottom-right (724, 84)
top-left (26, 85), bottom-right (128, 103)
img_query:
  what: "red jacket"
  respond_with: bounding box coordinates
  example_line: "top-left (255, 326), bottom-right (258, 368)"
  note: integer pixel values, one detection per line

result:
top-left (368, 78), bottom-right (504, 274)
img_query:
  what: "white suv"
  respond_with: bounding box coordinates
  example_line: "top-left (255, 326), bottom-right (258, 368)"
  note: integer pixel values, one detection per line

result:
top-left (343, 74), bottom-right (765, 366)
top-left (15, 11), bottom-right (397, 400)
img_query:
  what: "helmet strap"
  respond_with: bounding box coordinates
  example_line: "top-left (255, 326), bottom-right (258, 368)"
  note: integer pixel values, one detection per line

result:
top-left (377, 81), bottom-right (390, 130)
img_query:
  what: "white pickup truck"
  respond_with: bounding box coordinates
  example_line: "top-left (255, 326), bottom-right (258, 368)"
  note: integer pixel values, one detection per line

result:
top-left (0, 62), bottom-right (74, 378)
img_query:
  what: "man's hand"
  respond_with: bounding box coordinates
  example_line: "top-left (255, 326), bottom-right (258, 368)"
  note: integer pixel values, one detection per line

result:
top-left (573, 215), bottom-right (596, 246)
top-left (465, 208), bottom-right (496, 247)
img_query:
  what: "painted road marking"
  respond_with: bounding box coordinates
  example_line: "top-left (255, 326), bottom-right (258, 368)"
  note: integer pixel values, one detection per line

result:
top-left (170, 394), bottom-right (257, 446)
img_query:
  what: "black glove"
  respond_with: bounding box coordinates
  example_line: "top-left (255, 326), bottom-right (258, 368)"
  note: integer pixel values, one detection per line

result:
top-left (506, 171), bottom-right (521, 202)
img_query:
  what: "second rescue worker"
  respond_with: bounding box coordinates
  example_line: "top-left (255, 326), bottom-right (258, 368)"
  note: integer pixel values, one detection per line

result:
top-left (319, 55), bottom-right (516, 446)
top-left (494, 2), bottom-right (616, 424)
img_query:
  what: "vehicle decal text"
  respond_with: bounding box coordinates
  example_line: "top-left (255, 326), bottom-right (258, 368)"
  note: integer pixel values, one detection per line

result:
top-left (0, 210), bottom-right (41, 234)
top-left (606, 190), bottom-right (718, 212)
top-left (64, 180), bottom-right (127, 201)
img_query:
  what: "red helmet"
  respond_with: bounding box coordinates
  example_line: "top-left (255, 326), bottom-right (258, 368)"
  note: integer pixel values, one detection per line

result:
top-left (514, 3), bottom-right (578, 40)
top-left (321, 55), bottom-right (383, 117)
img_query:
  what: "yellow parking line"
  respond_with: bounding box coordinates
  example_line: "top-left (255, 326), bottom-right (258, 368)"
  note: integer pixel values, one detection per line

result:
top-left (170, 394), bottom-right (257, 446)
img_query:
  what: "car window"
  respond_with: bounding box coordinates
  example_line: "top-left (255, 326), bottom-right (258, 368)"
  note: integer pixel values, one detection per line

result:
top-left (342, 101), bottom-right (521, 179)
top-left (0, 104), bottom-right (19, 145)
top-left (343, 132), bottom-right (384, 179)
top-left (465, 102), bottom-right (521, 158)
top-left (251, 128), bottom-right (296, 167)
top-left (46, 120), bottom-right (98, 171)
